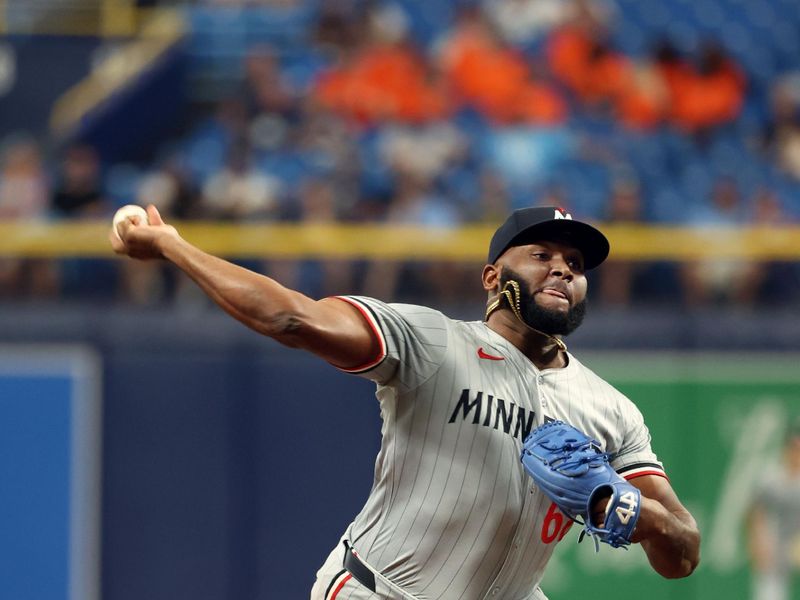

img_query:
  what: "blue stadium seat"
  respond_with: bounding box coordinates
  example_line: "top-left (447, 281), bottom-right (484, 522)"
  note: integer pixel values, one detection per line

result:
top-left (691, 0), bottom-right (727, 31)
top-left (393, 0), bottom-right (456, 48)
top-left (679, 157), bottom-right (715, 203)
top-left (619, 131), bottom-right (670, 181)
top-left (105, 164), bottom-right (143, 207)
top-left (666, 19), bottom-right (700, 53)
top-left (244, 5), bottom-right (317, 49)
top-left (648, 185), bottom-right (690, 223)
top-left (181, 121), bottom-right (232, 184)
top-left (437, 160), bottom-right (483, 212)
top-left (613, 16), bottom-right (648, 57)
top-left (280, 51), bottom-right (331, 91)
top-left (256, 150), bottom-right (324, 192)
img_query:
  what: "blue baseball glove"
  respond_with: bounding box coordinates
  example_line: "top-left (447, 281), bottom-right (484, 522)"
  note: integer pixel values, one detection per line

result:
top-left (520, 420), bottom-right (641, 549)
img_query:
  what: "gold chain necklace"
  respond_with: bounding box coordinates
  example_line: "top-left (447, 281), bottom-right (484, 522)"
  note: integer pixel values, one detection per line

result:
top-left (485, 280), bottom-right (568, 353)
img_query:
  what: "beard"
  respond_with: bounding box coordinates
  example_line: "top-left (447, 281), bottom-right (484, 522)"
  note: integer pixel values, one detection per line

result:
top-left (498, 266), bottom-right (586, 336)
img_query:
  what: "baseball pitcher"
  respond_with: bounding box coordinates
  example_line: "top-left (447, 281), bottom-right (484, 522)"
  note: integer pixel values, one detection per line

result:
top-left (111, 205), bottom-right (700, 600)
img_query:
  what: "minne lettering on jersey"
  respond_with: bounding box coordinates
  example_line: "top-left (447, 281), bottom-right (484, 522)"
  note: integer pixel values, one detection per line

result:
top-left (448, 389), bottom-right (536, 441)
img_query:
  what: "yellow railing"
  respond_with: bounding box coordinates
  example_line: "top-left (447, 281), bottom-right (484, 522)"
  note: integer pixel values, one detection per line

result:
top-left (0, 222), bottom-right (798, 261)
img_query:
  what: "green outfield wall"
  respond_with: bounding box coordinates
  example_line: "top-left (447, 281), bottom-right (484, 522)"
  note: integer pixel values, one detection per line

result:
top-left (543, 353), bottom-right (800, 600)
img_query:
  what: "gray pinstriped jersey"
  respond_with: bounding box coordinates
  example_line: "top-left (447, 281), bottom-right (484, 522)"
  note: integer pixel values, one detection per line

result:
top-left (323, 296), bottom-right (664, 600)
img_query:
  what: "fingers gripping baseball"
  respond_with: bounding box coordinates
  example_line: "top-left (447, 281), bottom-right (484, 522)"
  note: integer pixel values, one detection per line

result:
top-left (109, 204), bottom-right (179, 260)
top-left (520, 420), bottom-right (641, 549)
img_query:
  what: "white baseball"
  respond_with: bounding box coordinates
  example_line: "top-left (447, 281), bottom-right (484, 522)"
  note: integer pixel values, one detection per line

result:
top-left (112, 205), bottom-right (149, 241)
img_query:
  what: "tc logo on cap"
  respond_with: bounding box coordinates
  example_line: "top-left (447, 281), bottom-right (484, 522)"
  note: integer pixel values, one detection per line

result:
top-left (553, 208), bottom-right (572, 220)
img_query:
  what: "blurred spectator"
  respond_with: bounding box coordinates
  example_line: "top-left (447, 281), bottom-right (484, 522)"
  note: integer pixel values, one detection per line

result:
top-left (475, 168), bottom-right (512, 222)
top-left (51, 143), bottom-right (110, 218)
top-left (546, 1), bottom-right (670, 129)
top-left (362, 172), bottom-right (461, 301)
top-left (136, 157), bottom-right (202, 220)
top-left (436, 5), bottom-right (567, 125)
top-left (750, 187), bottom-right (784, 225)
top-left (184, 98), bottom-right (251, 184)
top-left (657, 40), bottom-right (747, 136)
top-left (651, 38), bottom-right (687, 114)
top-left (747, 420), bottom-right (800, 600)
top-left (294, 97), bottom-right (362, 201)
top-left (270, 177), bottom-right (355, 298)
top-left (0, 137), bottom-right (57, 298)
top-left (481, 126), bottom-right (575, 206)
top-left (241, 45), bottom-right (298, 121)
top-left (313, 2), bottom-right (360, 54)
top-left (761, 72), bottom-right (800, 181)
top-left (483, 0), bottom-right (571, 49)
top-left (50, 143), bottom-right (118, 300)
top-left (679, 177), bottom-right (764, 306)
top-left (313, 3), bottom-right (449, 126)
top-left (0, 136), bottom-right (49, 219)
top-left (378, 122), bottom-right (468, 185)
top-left (615, 58), bottom-right (670, 130)
top-left (240, 44), bottom-right (302, 158)
top-left (746, 187), bottom-right (799, 305)
top-left (118, 158), bottom-right (203, 306)
top-left (380, 172), bottom-right (460, 229)
top-left (546, 0), bottom-right (626, 110)
top-left (598, 177), bottom-right (645, 306)
top-left (201, 142), bottom-right (282, 220)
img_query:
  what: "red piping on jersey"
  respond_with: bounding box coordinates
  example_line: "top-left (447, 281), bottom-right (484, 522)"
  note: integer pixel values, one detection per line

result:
top-left (329, 573), bottom-right (353, 600)
top-left (330, 296), bottom-right (387, 373)
top-left (624, 470), bottom-right (669, 482)
top-left (477, 347), bottom-right (505, 361)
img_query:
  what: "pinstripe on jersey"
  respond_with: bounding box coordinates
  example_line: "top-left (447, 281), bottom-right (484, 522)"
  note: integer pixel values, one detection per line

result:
top-left (313, 296), bottom-right (665, 600)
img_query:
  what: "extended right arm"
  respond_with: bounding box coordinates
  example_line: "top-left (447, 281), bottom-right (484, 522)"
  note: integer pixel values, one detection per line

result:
top-left (110, 205), bottom-right (379, 369)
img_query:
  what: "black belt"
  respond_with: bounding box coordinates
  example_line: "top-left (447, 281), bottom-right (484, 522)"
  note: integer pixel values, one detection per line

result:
top-left (342, 540), bottom-right (377, 592)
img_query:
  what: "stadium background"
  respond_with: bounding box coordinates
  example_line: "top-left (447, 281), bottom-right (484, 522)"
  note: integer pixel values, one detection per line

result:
top-left (0, 0), bottom-right (799, 599)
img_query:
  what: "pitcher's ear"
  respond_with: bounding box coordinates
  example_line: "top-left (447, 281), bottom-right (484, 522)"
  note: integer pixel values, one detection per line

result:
top-left (482, 264), bottom-right (500, 292)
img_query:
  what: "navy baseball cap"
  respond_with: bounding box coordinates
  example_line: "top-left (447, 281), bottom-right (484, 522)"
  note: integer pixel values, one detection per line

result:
top-left (487, 207), bottom-right (610, 269)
